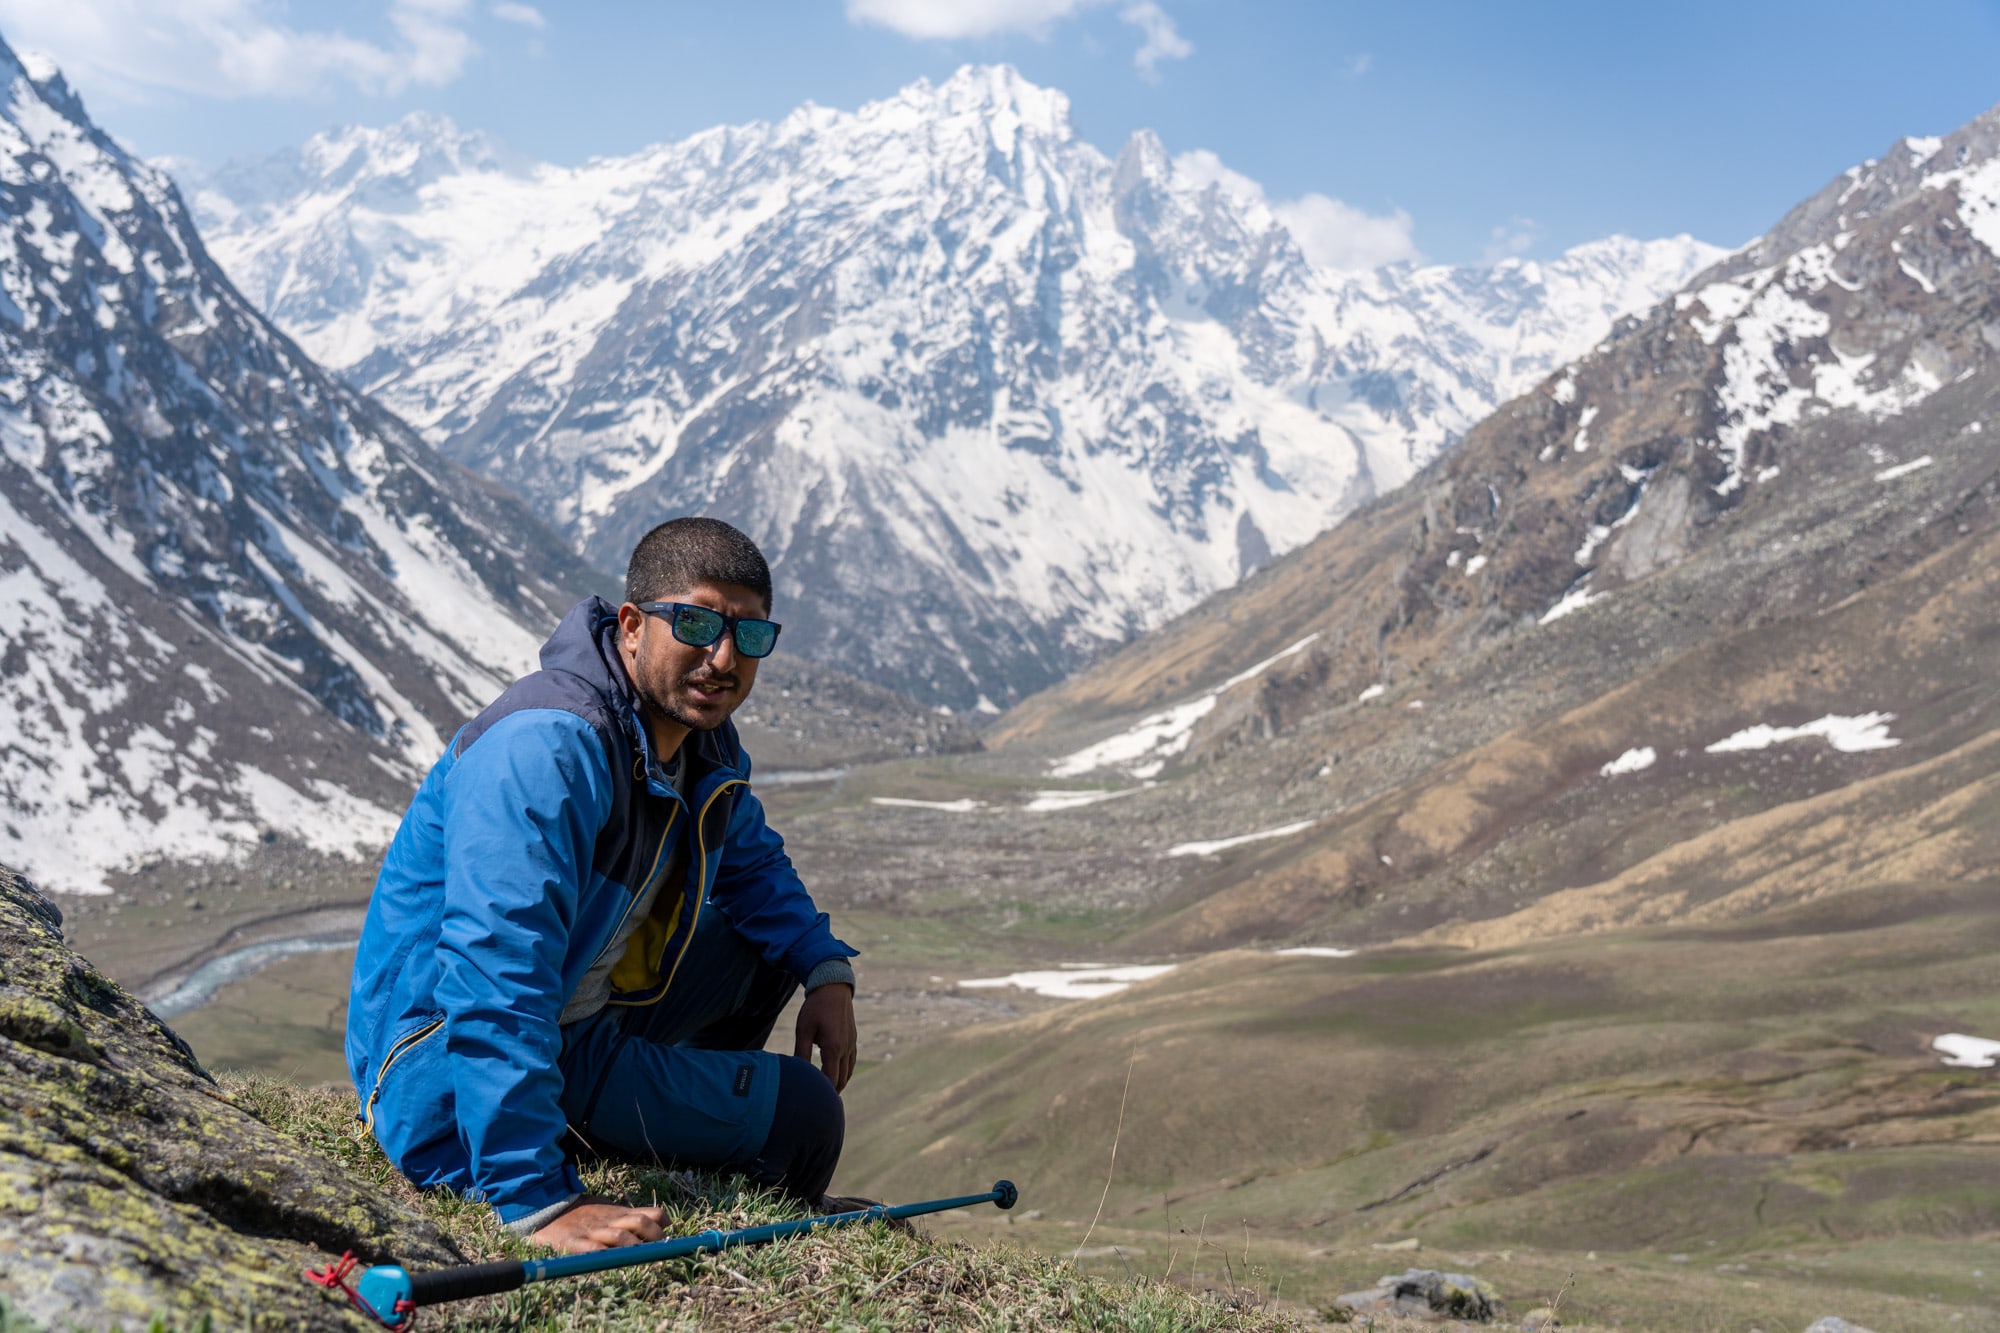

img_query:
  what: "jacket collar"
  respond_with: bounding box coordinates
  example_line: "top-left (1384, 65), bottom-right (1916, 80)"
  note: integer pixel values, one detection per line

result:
top-left (539, 597), bottom-right (749, 794)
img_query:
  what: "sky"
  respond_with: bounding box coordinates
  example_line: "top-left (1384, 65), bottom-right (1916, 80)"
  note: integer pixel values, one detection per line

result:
top-left (3, 0), bottom-right (1999, 267)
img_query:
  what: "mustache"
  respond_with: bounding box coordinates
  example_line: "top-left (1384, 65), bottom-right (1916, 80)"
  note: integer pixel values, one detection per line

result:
top-left (680, 668), bottom-right (739, 691)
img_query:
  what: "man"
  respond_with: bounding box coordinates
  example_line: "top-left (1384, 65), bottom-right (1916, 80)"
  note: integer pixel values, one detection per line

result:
top-left (346, 517), bottom-right (859, 1254)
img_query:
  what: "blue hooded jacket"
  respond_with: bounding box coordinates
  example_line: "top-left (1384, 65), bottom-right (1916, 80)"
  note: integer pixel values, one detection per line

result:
top-left (345, 596), bottom-right (856, 1224)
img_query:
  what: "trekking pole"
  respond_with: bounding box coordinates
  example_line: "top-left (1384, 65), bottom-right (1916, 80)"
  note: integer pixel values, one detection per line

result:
top-left (307, 1179), bottom-right (1019, 1329)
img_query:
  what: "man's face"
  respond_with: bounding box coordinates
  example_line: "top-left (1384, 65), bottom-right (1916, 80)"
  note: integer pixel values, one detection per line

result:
top-left (617, 580), bottom-right (765, 737)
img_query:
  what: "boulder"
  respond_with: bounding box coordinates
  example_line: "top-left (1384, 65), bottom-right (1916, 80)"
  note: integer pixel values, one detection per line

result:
top-left (1804, 1321), bottom-right (1881, 1333)
top-left (1333, 1267), bottom-right (1503, 1321)
top-left (0, 863), bottom-right (458, 1331)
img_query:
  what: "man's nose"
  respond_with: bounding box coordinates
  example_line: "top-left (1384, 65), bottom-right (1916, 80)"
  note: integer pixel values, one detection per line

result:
top-left (706, 632), bottom-right (739, 670)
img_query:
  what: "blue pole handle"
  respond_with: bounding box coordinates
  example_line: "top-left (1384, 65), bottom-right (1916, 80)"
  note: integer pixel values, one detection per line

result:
top-left (345, 1180), bottom-right (1020, 1328)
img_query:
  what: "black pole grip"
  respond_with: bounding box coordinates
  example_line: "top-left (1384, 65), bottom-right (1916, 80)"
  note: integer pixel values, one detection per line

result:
top-left (407, 1259), bottom-right (526, 1305)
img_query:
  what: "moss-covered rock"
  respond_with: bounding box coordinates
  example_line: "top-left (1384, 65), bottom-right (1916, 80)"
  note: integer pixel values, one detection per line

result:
top-left (0, 864), bottom-right (459, 1331)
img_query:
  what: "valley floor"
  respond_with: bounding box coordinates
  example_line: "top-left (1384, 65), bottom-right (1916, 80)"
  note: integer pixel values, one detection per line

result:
top-left (62, 790), bottom-right (2000, 1332)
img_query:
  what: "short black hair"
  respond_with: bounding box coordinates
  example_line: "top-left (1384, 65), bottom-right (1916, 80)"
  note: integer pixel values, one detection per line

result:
top-left (625, 517), bottom-right (773, 611)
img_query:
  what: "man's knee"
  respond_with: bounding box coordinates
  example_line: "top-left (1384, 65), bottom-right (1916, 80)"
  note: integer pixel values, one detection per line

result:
top-left (773, 1054), bottom-right (844, 1143)
top-left (754, 1055), bottom-right (844, 1202)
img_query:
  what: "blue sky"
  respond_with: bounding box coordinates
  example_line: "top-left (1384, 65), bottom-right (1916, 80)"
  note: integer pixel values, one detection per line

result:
top-left (4, 0), bottom-right (1999, 266)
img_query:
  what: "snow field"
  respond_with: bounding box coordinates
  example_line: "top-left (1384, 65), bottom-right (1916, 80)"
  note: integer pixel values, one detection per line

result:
top-left (1049, 633), bottom-right (1319, 778)
top-left (959, 944), bottom-right (1358, 1001)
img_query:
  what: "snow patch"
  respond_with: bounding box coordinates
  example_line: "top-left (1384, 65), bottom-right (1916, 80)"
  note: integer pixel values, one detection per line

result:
top-left (1539, 582), bottom-right (1604, 625)
top-left (1165, 819), bottom-right (1316, 858)
top-left (960, 964), bottom-right (1177, 1000)
top-left (1573, 404), bottom-right (1599, 452)
top-left (1273, 946), bottom-right (1356, 958)
top-left (1875, 455), bottom-right (1933, 481)
top-left (1023, 787), bottom-right (1142, 813)
top-left (1934, 1033), bottom-right (2000, 1069)
top-left (756, 767), bottom-right (848, 786)
top-left (1704, 713), bottom-right (1900, 755)
top-left (1049, 633), bottom-right (1319, 778)
top-left (869, 796), bottom-right (983, 812)
top-left (1601, 747), bottom-right (1658, 777)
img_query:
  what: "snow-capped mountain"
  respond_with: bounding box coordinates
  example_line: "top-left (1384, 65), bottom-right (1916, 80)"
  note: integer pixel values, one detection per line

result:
top-left (179, 66), bottom-right (1723, 708)
top-left (987, 102), bottom-right (2000, 956)
top-left (0, 39), bottom-right (597, 894)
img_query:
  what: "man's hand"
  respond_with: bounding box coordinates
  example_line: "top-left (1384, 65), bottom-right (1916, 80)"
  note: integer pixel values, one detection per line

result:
top-left (795, 981), bottom-right (857, 1091)
top-left (530, 1195), bottom-right (667, 1254)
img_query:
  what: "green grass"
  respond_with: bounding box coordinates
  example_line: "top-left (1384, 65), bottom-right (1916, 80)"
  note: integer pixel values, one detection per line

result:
top-left (223, 1075), bottom-right (1313, 1332)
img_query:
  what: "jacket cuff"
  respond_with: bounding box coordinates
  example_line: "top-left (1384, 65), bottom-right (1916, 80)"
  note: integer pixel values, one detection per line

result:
top-left (804, 957), bottom-right (855, 992)
top-left (500, 1190), bottom-right (586, 1237)
top-left (492, 1162), bottom-right (587, 1233)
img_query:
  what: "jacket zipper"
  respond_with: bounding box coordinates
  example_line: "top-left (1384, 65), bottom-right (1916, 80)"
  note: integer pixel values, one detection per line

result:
top-left (586, 803), bottom-right (679, 976)
top-left (363, 1016), bottom-right (445, 1131)
top-left (655, 778), bottom-right (743, 1001)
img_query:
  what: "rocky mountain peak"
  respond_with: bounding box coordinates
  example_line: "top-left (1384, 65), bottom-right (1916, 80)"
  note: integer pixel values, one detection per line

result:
top-left (180, 71), bottom-right (1722, 709)
top-left (1372, 104), bottom-right (2000, 655)
top-left (186, 110), bottom-right (516, 222)
top-left (1113, 125), bottom-right (1173, 192)
top-left (913, 63), bottom-right (1074, 138)
top-left (308, 110), bottom-right (510, 184)
top-left (1735, 99), bottom-right (2000, 274)
top-left (9, 42), bottom-right (86, 124)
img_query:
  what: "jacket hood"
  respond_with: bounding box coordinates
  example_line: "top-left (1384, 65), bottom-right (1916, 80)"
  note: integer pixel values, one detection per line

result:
top-left (537, 596), bottom-right (748, 777)
top-left (539, 596), bottom-right (631, 701)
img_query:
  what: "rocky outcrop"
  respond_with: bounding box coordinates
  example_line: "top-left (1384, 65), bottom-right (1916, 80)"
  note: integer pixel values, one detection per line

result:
top-left (0, 864), bottom-right (458, 1331)
top-left (1334, 1267), bottom-right (1503, 1322)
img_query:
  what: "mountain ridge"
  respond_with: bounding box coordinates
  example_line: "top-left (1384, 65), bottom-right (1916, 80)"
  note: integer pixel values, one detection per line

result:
top-left (969, 99), bottom-right (2000, 956)
top-left (0, 35), bottom-right (598, 894)
top-left (177, 66), bottom-right (1723, 708)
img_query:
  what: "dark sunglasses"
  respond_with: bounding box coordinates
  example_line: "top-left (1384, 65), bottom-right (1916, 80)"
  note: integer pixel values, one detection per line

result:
top-left (637, 601), bottom-right (782, 658)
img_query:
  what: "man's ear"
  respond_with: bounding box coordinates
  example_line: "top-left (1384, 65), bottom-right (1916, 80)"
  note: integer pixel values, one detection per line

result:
top-left (616, 602), bottom-right (646, 652)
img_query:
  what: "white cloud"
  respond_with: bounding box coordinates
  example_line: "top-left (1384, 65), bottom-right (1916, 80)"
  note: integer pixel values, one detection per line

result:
top-left (1343, 52), bottom-right (1372, 77)
top-left (847, 0), bottom-right (1191, 77)
top-left (1274, 193), bottom-right (1419, 271)
top-left (1171, 147), bottom-right (1264, 202)
top-left (1483, 216), bottom-right (1541, 264)
top-left (490, 2), bottom-right (544, 29)
top-left (0, 0), bottom-right (480, 101)
top-left (1174, 148), bottom-right (1421, 273)
top-left (844, 0), bottom-right (1085, 40)
top-left (1121, 1), bottom-right (1191, 78)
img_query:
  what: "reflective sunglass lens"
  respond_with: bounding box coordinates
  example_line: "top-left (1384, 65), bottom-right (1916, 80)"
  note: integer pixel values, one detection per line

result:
top-left (735, 621), bottom-right (778, 657)
top-left (671, 606), bottom-right (726, 647)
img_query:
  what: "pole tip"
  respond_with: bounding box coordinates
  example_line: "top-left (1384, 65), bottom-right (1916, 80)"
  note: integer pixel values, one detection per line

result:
top-left (992, 1179), bottom-right (1019, 1210)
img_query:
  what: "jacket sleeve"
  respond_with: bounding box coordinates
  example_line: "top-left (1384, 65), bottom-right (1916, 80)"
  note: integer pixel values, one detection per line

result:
top-left (433, 708), bottom-right (614, 1225)
top-left (709, 783), bottom-right (857, 981)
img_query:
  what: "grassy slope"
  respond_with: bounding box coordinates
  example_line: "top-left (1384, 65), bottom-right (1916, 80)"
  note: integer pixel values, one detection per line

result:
top-left (217, 1076), bottom-right (1322, 1333)
top-left (839, 884), bottom-right (2000, 1331)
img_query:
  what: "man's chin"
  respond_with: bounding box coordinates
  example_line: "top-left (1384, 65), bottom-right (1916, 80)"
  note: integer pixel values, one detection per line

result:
top-left (666, 693), bottom-right (740, 731)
